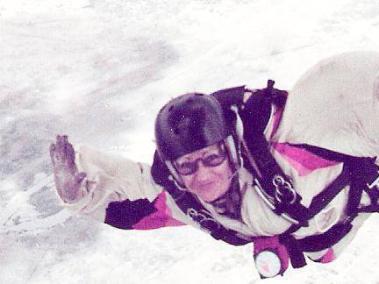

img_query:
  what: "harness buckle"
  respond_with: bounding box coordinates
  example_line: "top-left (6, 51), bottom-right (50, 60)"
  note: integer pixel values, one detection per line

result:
top-left (273, 175), bottom-right (297, 204)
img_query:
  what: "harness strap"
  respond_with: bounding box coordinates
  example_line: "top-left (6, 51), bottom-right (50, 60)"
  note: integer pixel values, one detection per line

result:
top-left (238, 81), bottom-right (316, 225)
top-left (169, 184), bottom-right (252, 246)
top-left (279, 221), bottom-right (353, 268)
top-left (297, 222), bottom-right (353, 252)
top-left (281, 164), bottom-right (353, 241)
top-left (308, 164), bottom-right (351, 218)
top-left (167, 181), bottom-right (252, 246)
top-left (294, 144), bottom-right (379, 214)
top-left (279, 150), bottom-right (379, 269)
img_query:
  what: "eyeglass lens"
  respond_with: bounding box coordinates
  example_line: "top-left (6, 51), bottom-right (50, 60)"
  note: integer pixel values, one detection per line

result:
top-left (174, 146), bottom-right (227, 176)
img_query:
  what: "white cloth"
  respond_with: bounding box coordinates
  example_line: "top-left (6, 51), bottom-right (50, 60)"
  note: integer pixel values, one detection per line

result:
top-left (274, 51), bottom-right (379, 159)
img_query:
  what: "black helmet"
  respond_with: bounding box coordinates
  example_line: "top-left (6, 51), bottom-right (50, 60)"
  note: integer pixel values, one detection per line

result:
top-left (155, 93), bottom-right (231, 161)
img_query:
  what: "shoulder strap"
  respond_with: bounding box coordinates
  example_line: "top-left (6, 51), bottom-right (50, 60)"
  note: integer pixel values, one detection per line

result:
top-left (238, 81), bottom-right (311, 225)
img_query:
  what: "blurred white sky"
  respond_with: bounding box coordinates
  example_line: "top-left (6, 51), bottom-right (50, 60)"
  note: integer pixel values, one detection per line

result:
top-left (1, 0), bottom-right (379, 283)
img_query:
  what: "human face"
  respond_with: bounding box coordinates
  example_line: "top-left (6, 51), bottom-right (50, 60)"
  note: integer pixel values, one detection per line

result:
top-left (174, 143), bottom-right (233, 202)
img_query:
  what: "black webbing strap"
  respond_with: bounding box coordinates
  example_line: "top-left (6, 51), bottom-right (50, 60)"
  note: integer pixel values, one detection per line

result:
top-left (242, 136), bottom-right (310, 225)
top-left (297, 222), bottom-right (353, 252)
top-left (307, 164), bottom-right (351, 218)
top-left (169, 187), bottom-right (252, 246)
top-left (281, 162), bottom-right (350, 235)
top-left (237, 81), bottom-right (312, 225)
top-left (293, 144), bottom-right (379, 215)
top-left (214, 80), bottom-right (309, 224)
top-left (166, 183), bottom-right (252, 246)
top-left (279, 221), bottom-right (354, 268)
top-left (279, 151), bottom-right (379, 269)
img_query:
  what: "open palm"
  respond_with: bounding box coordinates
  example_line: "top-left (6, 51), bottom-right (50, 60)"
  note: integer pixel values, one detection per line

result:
top-left (50, 135), bottom-right (86, 202)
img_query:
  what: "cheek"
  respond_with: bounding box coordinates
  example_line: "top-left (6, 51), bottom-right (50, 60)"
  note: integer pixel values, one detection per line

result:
top-left (215, 163), bottom-right (233, 180)
top-left (181, 175), bottom-right (195, 189)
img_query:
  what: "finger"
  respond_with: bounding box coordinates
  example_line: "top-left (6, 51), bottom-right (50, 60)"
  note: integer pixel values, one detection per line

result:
top-left (63, 135), bottom-right (69, 159)
top-left (50, 143), bottom-right (63, 164)
top-left (66, 143), bottom-right (76, 168)
top-left (50, 143), bottom-right (56, 154)
top-left (57, 134), bottom-right (69, 162)
top-left (57, 134), bottom-right (65, 152)
top-left (56, 134), bottom-right (62, 146)
top-left (61, 134), bottom-right (69, 153)
top-left (56, 135), bottom-right (62, 154)
top-left (52, 135), bottom-right (67, 164)
top-left (75, 172), bottom-right (87, 184)
top-left (63, 135), bottom-right (68, 150)
top-left (49, 143), bottom-right (56, 163)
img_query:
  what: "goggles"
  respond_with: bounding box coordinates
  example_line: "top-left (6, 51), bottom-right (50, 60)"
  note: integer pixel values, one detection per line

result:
top-left (173, 144), bottom-right (227, 176)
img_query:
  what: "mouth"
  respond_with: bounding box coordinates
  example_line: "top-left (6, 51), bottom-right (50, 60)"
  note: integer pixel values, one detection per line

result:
top-left (196, 181), bottom-right (215, 190)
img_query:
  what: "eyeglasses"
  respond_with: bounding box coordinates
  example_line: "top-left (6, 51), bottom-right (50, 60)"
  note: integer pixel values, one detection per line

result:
top-left (174, 145), bottom-right (227, 176)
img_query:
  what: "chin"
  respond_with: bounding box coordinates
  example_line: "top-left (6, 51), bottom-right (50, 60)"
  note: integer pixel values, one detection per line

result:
top-left (195, 190), bottom-right (216, 202)
top-left (202, 189), bottom-right (227, 202)
top-left (188, 182), bottom-right (229, 202)
top-left (201, 195), bottom-right (216, 203)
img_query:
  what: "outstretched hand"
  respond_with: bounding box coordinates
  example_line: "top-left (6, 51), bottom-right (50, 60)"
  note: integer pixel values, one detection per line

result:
top-left (50, 135), bottom-right (87, 202)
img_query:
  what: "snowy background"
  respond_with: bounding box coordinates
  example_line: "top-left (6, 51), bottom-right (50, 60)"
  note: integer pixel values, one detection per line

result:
top-left (1, 0), bottom-right (379, 283)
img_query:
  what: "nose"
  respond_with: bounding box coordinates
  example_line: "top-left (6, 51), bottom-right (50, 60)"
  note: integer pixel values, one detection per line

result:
top-left (193, 161), bottom-right (212, 183)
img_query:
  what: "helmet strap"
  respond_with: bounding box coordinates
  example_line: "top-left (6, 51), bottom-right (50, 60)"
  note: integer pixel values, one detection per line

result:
top-left (165, 161), bottom-right (186, 190)
top-left (224, 135), bottom-right (241, 173)
top-left (227, 105), bottom-right (245, 171)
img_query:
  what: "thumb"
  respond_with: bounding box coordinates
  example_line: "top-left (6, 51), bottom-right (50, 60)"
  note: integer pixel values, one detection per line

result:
top-left (75, 172), bottom-right (87, 184)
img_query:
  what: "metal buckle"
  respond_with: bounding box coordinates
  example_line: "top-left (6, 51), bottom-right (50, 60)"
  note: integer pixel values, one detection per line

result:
top-left (187, 208), bottom-right (221, 231)
top-left (273, 175), bottom-right (297, 204)
top-left (253, 181), bottom-right (300, 225)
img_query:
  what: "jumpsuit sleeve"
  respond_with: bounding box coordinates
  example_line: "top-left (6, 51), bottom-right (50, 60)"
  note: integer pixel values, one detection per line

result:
top-left (58, 144), bottom-right (186, 230)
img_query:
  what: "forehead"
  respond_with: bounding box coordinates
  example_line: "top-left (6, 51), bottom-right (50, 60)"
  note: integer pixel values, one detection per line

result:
top-left (177, 143), bottom-right (220, 161)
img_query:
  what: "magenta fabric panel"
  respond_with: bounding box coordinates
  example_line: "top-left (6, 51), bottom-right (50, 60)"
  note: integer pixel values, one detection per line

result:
top-left (320, 248), bottom-right (336, 263)
top-left (272, 142), bottom-right (339, 176)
